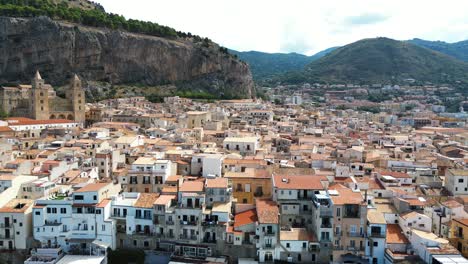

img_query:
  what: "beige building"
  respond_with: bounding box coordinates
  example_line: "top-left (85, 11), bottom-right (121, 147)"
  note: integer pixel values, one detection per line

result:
top-left (329, 184), bottom-right (368, 264)
top-left (186, 111), bottom-right (211, 129)
top-left (0, 71), bottom-right (85, 123)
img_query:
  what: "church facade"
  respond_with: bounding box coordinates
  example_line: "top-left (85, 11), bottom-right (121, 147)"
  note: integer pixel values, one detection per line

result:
top-left (0, 72), bottom-right (86, 124)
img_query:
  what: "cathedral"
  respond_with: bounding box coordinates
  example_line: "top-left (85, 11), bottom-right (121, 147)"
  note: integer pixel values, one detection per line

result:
top-left (0, 71), bottom-right (86, 123)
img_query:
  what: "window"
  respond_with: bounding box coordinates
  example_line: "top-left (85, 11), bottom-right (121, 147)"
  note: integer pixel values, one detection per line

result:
top-left (102, 225), bottom-right (105, 231)
top-left (303, 242), bottom-right (307, 248)
top-left (96, 209), bottom-right (101, 214)
top-left (60, 208), bottom-right (66, 214)
top-left (459, 178), bottom-right (464, 183)
top-left (47, 208), bottom-right (51, 213)
top-left (133, 240), bottom-right (137, 246)
top-left (52, 208), bottom-right (57, 214)
top-left (373, 241), bottom-right (378, 247)
top-left (286, 243), bottom-right (290, 248)
top-left (336, 207), bottom-right (341, 217)
top-left (93, 195), bottom-right (97, 201)
top-left (35, 211), bottom-right (40, 215)
top-left (75, 195), bottom-right (84, 200)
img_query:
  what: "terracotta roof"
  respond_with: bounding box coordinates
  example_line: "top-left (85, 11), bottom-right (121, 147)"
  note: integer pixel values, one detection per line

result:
top-left (154, 194), bottom-right (176, 205)
top-left (96, 199), bottom-right (111, 208)
top-left (179, 180), bottom-right (204, 192)
top-left (161, 186), bottom-right (178, 194)
top-left (442, 200), bottom-right (463, 209)
top-left (256, 199), bottom-right (279, 224)
top-left (234, 208), bottom-right (258, 228)
top-left (273, 174), bottom-right (326, 190)
top-left (0, 126), bottom-right (13, 132)
top-left (378, 170), bottom-right (411, 178)
top-left (74, 182), bottom-right (110, 193)
top-left (386, 224), bottom-right (409, 244)
top-left (328, 184), bottom-right (364, 205)
top-left (453, 218), bottom-right (468, 227)
top-left (0, 198), bottom-right (34, 213)
top-left (280, 228), bottom-right (317, 242)
top-left (134, 193), bottom-right (159, 208)
top-left (206, 177), bottom-right (228, 188)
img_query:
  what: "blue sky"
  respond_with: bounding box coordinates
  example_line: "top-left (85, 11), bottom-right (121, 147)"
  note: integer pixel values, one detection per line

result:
top-left (94, 0), bottom-right (468, 55)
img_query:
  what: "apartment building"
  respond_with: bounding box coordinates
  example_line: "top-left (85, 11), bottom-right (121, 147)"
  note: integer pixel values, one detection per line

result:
top-left (225, 168), bottom-right (271, 204)
top-left (33, 182), bottom-right (119, 252)
top-left (123, 157), bottom-right (174, 193)
top-left (329, 184), bottom-right (368, 264)
top-left (0, 198), bottom-right (34, 250)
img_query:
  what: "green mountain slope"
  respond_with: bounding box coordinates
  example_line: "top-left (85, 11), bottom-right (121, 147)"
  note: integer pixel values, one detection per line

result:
top-left (286, 37), bottom-right (468, 84)
top-left (230, 47), bottom-right (338, 80)
top-left (408, 38), bottom-right (468, 62)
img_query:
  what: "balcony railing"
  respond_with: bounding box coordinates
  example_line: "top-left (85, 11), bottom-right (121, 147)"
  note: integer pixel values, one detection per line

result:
top-left (347, 246), bottom-right (365, 251)
top-left (348, 231), bottom-right (364, 237)
top-left (166, 220), bottom-right (175, 225)
top-left (135, 215), bottom-right (152, 220)
top-left (370, 232), bottom-right (385, 238)
top-left (264, 244), bottom-right (273, 249)
top-left (180, 220), bottom-right (198, 226)
top-left (320, 207), bottom-right (333, 217)
top-left (179, 234), bottom-right (198, 240)
top-left (321, 223), bottom-right (332, 228)
top-left (202, 238), bottom-right (217, 244)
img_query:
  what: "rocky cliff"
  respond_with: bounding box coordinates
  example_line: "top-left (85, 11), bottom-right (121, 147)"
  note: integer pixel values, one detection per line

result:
top-left (0, 16), bottom-right (254, 98)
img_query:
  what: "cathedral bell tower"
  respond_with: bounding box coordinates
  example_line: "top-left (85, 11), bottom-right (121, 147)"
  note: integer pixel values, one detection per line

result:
top-left (30, 71), bottom-right (50, 120)
top-left (68, 74), bottom-right (86, 124)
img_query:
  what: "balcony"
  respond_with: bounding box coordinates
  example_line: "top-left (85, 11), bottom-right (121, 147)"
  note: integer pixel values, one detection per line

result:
top-left (370, 232), bottom-right (386, 238)
top-left (135, 215), bottom-right (152, 220)
top-left (179, 234), bottom-right (197, 240)
top-left (180, 220), bottom-right (198, 226)
top-left (202, 220), bottom-right (219, 227)
top-left (347, 246), bottom-right (365, 251)
top-left (202, 238), bottom-right (217, 244)
top-left (266, 230), bottom-right (275, 236)
top-left (348, 231), bottom-right (364, 237)
top-left (320, 207), bottom-right (333, 217)
top-left (320, 223), bottom-right (332, 228)
top-left (264, 244), bottom-right (273, 249)
top-left (166, 220), bottom-right (175, 225)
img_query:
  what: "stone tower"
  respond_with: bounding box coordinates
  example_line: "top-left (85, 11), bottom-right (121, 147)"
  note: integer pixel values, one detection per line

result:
top-left (30, 71), bottom-right (50, 120)
top-left (68, 74), bottom-right (86, 123)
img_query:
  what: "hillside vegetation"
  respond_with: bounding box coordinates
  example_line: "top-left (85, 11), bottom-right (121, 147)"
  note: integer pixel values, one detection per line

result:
top-left (276, 38), bottom-right (468, 85)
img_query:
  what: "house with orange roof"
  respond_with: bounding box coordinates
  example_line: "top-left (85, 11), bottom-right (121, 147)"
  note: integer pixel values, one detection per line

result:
top-left (328, 184), bottom-right (369, 264)
top-left (272, 174), bottom-right (327, 229)
top-left (0, 198), bottom-right (34, 250)
top-left (225, 168), bottom-right (272, 204)
top-left (449, 218), bottom-right (468, 257)
top-left (277, 227), bottom-right (319, 263)
top-left (255, 199), bottom-right (279, 262)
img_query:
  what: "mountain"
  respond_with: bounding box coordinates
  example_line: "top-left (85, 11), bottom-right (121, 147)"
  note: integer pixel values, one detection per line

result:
top-left (0, 1), bottom-right (254, 99)
top-left (408, 38), bottom-right (468, 62)
top-left (278, 37), bottom-right (468, 84)
top-left (231, 47), bottom-right (338, 80)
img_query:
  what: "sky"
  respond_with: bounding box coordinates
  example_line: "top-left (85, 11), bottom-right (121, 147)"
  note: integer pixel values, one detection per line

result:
top-left (94, 0), bottom-right (468, 55)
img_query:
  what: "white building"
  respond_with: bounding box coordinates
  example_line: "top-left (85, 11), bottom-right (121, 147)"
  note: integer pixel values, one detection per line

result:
top-left (0, 198), bottom-right (34, 250)
top-left (223, 137), bottom-right (259, 156)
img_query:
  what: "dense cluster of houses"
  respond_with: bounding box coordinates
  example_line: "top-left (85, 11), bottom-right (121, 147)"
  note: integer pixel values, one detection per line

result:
top-left (0, 95), bottom-right (466, 264)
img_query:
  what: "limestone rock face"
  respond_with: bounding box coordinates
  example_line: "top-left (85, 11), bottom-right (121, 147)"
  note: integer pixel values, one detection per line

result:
top-left (0, 16), bottom-right (254, 98)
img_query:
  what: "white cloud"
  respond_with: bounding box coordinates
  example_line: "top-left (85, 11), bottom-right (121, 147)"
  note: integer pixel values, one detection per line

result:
top-left (94, 0), bottom-right (468, 55)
